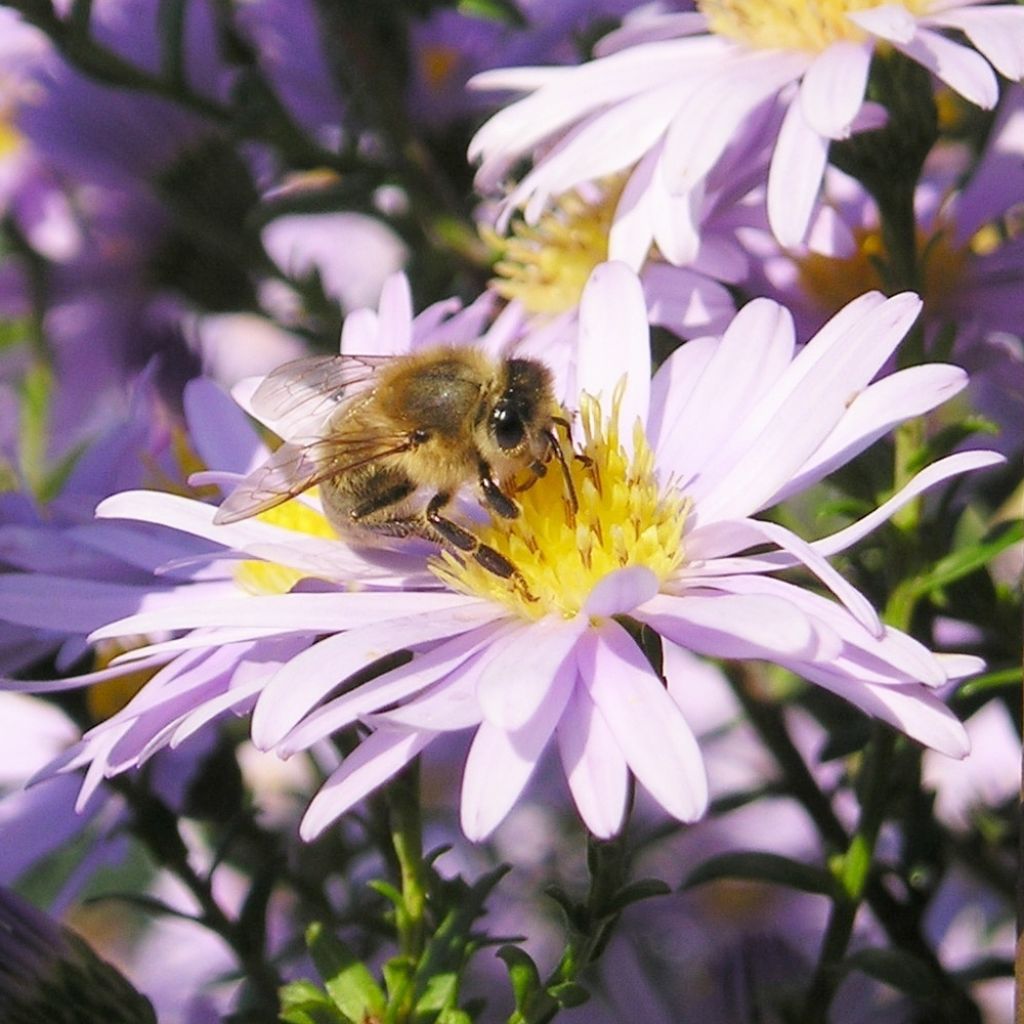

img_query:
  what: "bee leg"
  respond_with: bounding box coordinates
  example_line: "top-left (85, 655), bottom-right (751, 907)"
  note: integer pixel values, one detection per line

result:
top-left (425, 492), bottom-right (519, 580)
top-left (477, 462), bottom-right (519, 519)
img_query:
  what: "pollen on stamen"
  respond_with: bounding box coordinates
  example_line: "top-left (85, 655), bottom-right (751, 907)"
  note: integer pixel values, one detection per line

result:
top-left (432, 386), bottom-right (690, 621)
top-left (699, 0), bottom-right (927, 52)
top-left (484, 181), bottom-right (624, 315)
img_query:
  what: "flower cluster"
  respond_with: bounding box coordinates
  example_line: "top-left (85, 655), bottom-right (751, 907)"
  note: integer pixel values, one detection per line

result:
top-left (0, 1), bottom-right (1018, 1022)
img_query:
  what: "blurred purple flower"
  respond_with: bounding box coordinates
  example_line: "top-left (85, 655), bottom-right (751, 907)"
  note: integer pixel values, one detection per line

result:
top-left (739, 86), bottom-right (1024, 451)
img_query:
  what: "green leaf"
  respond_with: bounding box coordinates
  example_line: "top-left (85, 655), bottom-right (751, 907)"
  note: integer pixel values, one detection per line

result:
top-left (414, 971), bottom-right (459, 1016)
top-left (542, 885), bottom-right (585, 931)
top-left (605, 878), bottom-right (671, 916)
top-left (682, 851), bottom-right (842, 899)
top-left (548, 981), bottom-right (589, 1008)
top-left (497, 946), bottom-right (541, 1013)
top-left (435, 1009), bottom-right (473, 1024)
top-left (368, 879), bottom-right (404, 908)
top-left (840, 947), bottom-right (937, 1001)
top-left (889, 521), bottom-right (1024, 625)
top-left (382, 955), bottom-right (415, 1004)
top-left (456, 0), bottom-right (527, 27)
top-left (305, 923), bottom-right (385, 1022)
top-left (278, 981), bottom-right (351, 1024)
top-left (958, 666), bottom-right (1022, 698)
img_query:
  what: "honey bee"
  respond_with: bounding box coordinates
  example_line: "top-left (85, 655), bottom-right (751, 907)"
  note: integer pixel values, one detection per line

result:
top-left (214, 345), bottom-right (576, 579)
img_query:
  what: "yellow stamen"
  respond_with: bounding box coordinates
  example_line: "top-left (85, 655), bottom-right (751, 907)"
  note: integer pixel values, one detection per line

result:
top-left (699, 0), bottom-right (928, 52)
top-left (432, 384), bottom-right (689, 621)
top-left (233, 493), bottom-right (338, 595)
top-left (486, 182), bottom-right (623, 315)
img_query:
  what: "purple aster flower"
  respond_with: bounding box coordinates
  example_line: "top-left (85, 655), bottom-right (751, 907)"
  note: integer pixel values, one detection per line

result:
top-left (0, 277), bottom-right (574, 810)
top-left (740, 86), bottom-right (1024, 450)
top-left (405, 0), bottom-right (648, 130)
top-left (479, 175), bottom-right (738, 335)
top-left (469, 0), bottom-right (1024, 256)
top-left (18, 265), bottom-right (1001, 846)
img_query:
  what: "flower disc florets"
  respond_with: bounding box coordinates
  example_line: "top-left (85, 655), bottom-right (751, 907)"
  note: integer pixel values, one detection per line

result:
top-left (434, 385), bottom-right (689, 621)
top-left (485, 184), bottom-right (621, 314)
top-left (699, 0), bottom-right (928, 51)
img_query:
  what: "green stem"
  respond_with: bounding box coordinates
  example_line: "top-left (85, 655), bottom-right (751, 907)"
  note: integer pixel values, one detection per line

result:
top-left (511, 830), bottom-right (631, 1024)
top-left (388, 762), bottom-right (427, 963)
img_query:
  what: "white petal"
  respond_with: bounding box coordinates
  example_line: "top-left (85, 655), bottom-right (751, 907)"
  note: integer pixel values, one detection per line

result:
top-left (582, 623), bottom-right (708, 822)
top-left (662, 51), bottom-right (807, 193)
top-left (300, 729), bottom-right (433, 839)
top-left (557, 685), bottom-right (629, 838)
top-left (808, 450), bottom-right (1006, 559)
top-left (655, 298), bottom-right (795, 485)
top-left (88, 590), bottom-right (491, 641)
top-left (686, 517), bottom-right (882, 635)
top-left (608, 144), bottom-right (661, 270)
top-left (646, 335), bottom-right (719, 456)
top-left (768, 94), bottom-right (830, 248)
top-left (277, 623), bottom-right (507, 752)
top-left (800, 42), bottom-right (872, 139)
top-left (771, 364), bottom-right (969, 502)
top-left (577, 262), bottom-right (651, 442)
top-left (927, 8), bottom-right (1024, 81)
top-left (637, 591), bottom-right (820, 661)
top-left (583, 567), bottom-right (660, 618)
top-left (892, 25), bottom-right (1000, 108)
top-left (252, 613), bottom-right (497, 749)
top-left (846, 4), bottom-right (917, 44)
top-left (796, 669), bottom-right (969, 758)
top-left (460, 654), bottom-right (576, 840)
top-left (690, 293), bottom-right (922, 522)
top-left (476, 619), bottom-right (583, 731)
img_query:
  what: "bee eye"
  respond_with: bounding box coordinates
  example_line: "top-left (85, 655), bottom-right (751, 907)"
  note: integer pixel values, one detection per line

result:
top-left (491, 407), bottom-right (525, 451)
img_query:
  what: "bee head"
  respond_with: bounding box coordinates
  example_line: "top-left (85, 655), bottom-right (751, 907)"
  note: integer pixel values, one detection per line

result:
top-left (488, 359), bottom-right (552, 455)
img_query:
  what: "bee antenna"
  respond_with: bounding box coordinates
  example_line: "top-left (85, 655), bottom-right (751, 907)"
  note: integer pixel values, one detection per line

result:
top-left (545, 428), bottom-right (578, 515)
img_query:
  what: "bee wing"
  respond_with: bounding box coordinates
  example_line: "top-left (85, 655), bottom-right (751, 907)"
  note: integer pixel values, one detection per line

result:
top-left (212, 431), bottom-right (417, 525)
top-left (251, 353), bottom-right (391, 433)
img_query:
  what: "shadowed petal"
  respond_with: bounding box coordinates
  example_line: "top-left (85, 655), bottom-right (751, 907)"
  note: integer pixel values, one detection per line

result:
top-left (477, 619), bottom-right (584, 731)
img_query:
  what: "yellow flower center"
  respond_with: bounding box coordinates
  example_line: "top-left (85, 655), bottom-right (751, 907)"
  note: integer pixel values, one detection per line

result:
top-left (0, 118), bottom-right (21, 160)
top-left (797, 222), bottom-right (968, 313)
top-left (233, 492), bottom-right (338, 595)
top-left (485, 183), bottom-right (622, 315)
top-left (698, 0), bottom-right (928, 51)
top-left (421, 44), bottom-right (461, 90)
top-left (432, 387), bottom-right (689, 621)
